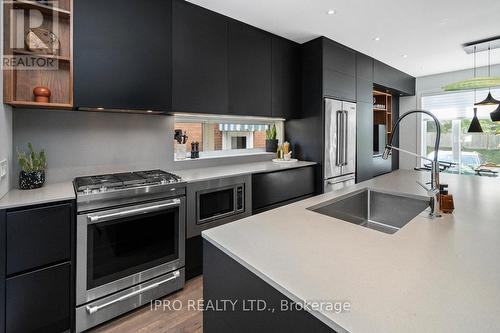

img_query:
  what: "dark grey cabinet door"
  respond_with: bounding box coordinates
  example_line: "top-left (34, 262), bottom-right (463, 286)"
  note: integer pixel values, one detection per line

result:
top-left (323, 39), bottom-right (356, 101)
top-left (74, 0), bottom-right (172, 111)
top-left (356, 102), bottom-right (374, 182)
top-left (172, 0), bottom-right (228, 114)
top-left (272, 37), bottom-right (300, 119)
top-left (356, 53), bottom-right (374, 103)
top-left (323, 39), bottom-right (356, 76)
top-left (228, 21), bottom-right (272, 117)
top-left (323, 69), bottom-right (356, 101)
top-left (6, 203), bottom-right (71, 275)
top-left (373, 60), bottom-right (415, 95)
top-left (6, 263), bottom-right (70, 333)
top-left (356, 53), bottom-right (374, 81)
top-left (252, 167), bottom-right (315, 211)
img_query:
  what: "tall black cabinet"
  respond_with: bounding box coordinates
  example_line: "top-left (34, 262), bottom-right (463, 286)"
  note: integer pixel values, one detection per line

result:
top-left (228, 21), bottom-right (272, 117)
top-left (172, 0), bottom-right (228, 114)
top-left (74, 0), bottom-right (172, 111)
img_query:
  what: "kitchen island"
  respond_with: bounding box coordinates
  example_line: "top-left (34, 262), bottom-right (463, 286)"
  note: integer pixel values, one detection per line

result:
top-left (202, 170), bottom-right (500, 333)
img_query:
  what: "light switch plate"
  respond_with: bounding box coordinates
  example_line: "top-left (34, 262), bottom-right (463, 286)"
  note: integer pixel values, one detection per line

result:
top-left (0, 159), bottom-right (7, 178)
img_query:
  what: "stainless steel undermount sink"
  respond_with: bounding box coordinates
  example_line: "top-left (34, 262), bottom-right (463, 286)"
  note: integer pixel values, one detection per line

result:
top-left (307, 188), bottom-right (430, 234)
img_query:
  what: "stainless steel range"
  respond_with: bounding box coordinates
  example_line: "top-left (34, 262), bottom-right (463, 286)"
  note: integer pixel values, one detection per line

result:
top-left (74, 170), bottom-right (186, 332)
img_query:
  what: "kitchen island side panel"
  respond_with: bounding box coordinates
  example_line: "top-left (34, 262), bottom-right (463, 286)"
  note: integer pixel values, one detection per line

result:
top-left (203, 240), bottom-right (336, 333)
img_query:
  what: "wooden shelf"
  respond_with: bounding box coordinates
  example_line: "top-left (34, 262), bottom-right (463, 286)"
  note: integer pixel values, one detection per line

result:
top-left (4, 0), bottom-right (73, 108)
top-left (12, 50), bottom-right (71, 62)
top-left (7, 101), bottom-right (73, 109)
top-left (13, 0), bottom-right (70, 18)
top-left (373, 108), bottom-right (387, 112)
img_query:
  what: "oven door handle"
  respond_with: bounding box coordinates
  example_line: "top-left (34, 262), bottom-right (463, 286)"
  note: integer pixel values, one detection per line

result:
top-left (86, 270), bottom-right (181, 314)
top-left (87, 199), bottom-right (181, 224)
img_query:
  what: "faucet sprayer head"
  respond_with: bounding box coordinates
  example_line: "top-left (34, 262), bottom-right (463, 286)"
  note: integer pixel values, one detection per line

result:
top-left (382, 145), bottom-right (392, 160)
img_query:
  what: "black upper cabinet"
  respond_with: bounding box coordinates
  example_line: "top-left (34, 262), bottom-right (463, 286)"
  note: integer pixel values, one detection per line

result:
top-left (323, 39), bottom-right (356, 76)
top-left (373, 60), bottom-right (415, 95)
top-left (272, 37), bottom-right (300, 119)
top-left (74, 0), bottom-right (172, 111)
top-left (356, 53), bottom-right (374, 81)
top-left (172, 0), bottom-right (228, 114)
top-left (228, 21), bottom-right (272, 117)
top-left (356, 53), bottom-right (374, 103)
top-left (322, 39), bottom-right (356, 101)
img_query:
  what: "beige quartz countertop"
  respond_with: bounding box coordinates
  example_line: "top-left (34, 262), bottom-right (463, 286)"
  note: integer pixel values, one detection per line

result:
top-left (203, 170), bottom-right (500, 333)
top-left (0, 182), bottom-right (75, 210)
top-left (175, 160), bottom-right (317, 182)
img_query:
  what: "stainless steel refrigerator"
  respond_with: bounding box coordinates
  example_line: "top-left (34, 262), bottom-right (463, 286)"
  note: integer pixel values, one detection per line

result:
top-left (324, 98), bottom-right (356, 192)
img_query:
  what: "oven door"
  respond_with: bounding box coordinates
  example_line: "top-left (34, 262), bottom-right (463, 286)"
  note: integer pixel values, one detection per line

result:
top-left (196, 184), bottom-right (244, 225)
top-left (76, 197), bottom-right (185, 305)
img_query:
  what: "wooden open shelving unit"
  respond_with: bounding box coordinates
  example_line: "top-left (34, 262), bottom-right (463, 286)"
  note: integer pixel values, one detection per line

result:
top-left (373, 90), bottom-right (393, 143)
top-left (3, 0), bottom-right (73, 109)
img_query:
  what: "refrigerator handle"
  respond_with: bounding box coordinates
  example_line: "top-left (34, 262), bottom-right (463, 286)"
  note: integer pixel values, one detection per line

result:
top-left (343, 110), bottom-right (348, 166)
top-left (336, 110), bottom-right (343, 166)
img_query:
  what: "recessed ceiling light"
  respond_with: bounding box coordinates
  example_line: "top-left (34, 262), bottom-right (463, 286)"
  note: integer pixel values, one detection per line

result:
top-left (97, 107), bottom-right (104, 110)
top-left (327, 9), bottom-right (336, 15)
top-left (373, 37), bottom-right (381, 41)
top-left (402, 54), bottom-right (408, 58)
top-left (147, 110), bottom-right (153, 113)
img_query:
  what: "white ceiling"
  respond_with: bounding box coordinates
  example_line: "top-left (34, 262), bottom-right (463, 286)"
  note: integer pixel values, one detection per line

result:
top-left (187, 0), bottom-right (500, 77)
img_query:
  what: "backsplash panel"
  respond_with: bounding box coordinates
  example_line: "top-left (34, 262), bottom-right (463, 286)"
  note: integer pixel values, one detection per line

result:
top-left (12, 109), bottom-right (174, 184)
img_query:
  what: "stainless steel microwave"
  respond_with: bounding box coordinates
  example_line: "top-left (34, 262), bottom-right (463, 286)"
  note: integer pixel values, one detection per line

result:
top-left (186, 175), bottom-right (252, 238)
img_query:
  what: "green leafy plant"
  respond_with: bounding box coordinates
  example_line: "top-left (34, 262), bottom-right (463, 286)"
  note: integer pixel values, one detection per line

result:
top-left (266, 124), bottom-right (277, 140)
top-left (17, 143), bottom-right (46, 173)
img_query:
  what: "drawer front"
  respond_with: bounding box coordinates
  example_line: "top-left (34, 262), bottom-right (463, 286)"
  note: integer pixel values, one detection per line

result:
top-left (252, 167), bottom-right (315, 210)
top-left (6, 263), bottom-right (71, 333)
top-left (7, 203), bottom-right (71, 275)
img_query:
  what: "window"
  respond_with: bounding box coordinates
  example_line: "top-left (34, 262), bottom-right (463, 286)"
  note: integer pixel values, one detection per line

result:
top-left (421, 88), bottom-right (500, 176)
top-left (173, 115), bottom-right (284, 160)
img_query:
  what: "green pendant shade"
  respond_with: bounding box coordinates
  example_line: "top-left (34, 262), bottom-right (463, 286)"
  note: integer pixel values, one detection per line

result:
top-left (442, 77), bottom-right (500, 91)
top-left (475, 91), bottom-right (500, 106)
top-left (491, 104), bottom-right (500, 122)
top-left (467, 108), bottom-right (483, 132)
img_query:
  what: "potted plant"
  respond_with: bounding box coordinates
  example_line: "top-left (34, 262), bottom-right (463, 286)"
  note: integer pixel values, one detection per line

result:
top-left (17, 143), bottom-right (47, 190)
top-left (265, 124), bottom-right (278, 152)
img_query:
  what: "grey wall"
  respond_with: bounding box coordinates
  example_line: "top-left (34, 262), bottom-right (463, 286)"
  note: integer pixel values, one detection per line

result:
top-left (13, 109), bottom-right (175, 183)
top-left (398, 64), bottom-right (500, 169)
top-left (12, 109), bottom-right (274, 184)
top-left (0, 3), bottom-right (13, 198)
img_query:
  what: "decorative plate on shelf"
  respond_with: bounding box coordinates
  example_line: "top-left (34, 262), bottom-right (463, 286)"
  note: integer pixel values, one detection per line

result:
top-left (272, 158), bottom-right (298, 164)
top-left (25, 28), bottom-right (60, 55)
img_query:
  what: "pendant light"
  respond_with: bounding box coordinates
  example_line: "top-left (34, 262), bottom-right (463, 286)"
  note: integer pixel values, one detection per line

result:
top-left (468, 47), bottom-right (484, 133)
top-left (490, 104), bottom-right (500, 122)
top-left (475, 45), bottom-right (500, 106)
top-left (468, 108), bottom-right (483, 132)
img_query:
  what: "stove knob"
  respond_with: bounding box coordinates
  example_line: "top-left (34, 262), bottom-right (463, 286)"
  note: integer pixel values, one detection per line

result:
top-left (83, 187), bottom-right (92, 195)
top-left (160, 178), bottom-right (167, 185)
top-left (99, 186), bottom-right (107, 193)
top-left (92, 189), bottom-right (100, 194)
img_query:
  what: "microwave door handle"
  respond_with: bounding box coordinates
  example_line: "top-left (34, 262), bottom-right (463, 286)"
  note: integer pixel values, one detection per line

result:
top-left (87, 199), bottom-right (181, 224)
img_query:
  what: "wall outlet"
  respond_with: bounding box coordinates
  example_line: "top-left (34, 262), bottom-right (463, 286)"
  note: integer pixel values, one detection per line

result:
top-left (0, 159), bottom-right (7, 179)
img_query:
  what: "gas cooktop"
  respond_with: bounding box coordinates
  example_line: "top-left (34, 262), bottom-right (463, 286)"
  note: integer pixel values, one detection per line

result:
top-left (74, 170), bottom-right (183, 194)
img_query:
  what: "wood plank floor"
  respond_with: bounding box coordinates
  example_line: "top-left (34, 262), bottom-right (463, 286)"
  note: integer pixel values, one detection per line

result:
top-left (89, 276), bottom-right (203, 333)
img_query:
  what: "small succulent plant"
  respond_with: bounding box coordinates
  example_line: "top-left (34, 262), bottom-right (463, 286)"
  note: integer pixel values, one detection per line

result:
top-left (17, 143), bottom-right (46, 173)
top-left (266, 124), bottom-right (277, 140)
